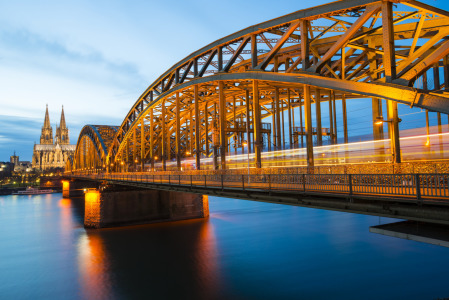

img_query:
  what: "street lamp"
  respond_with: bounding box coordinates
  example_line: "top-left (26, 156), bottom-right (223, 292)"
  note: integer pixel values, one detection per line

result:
top-left (374, 116), bottom-right (401, 125)
top-left (374, 120), bottom-right (384, 125)
top-left (375, 116), bottom-right (402, 163)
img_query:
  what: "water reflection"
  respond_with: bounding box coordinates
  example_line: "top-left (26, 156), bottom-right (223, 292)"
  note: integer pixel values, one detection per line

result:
top-left (59, 198), bottom-right (71, 208)
top-left (1, 193), bottom-right (449, 300)
top-left (59, 198), bottom-right (73, 245)
top-left (76, 218), bottom-right (221, 299)
top-left (78, 232), bottom-right (112, 300)
top-left (193, 220), bottom-right (220, 299)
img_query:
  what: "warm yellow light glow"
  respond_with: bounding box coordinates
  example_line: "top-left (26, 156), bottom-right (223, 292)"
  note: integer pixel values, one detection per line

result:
top-left (121, 161), bottom-right (124, 165)
top-left (134, 159), bottom-right (138, 163)
top-left (85, 190), bottom-right (100, 203)
top-left (59, 198), bottom-right (71, 208)
top-left (154, 156), bottom-right (158, 160)
top-left (186, 151), bottom-right (191, 155)
top-left (375, 121), bottom-right (383, 125)
top-left (62, 180), bottom-right (70, 191)
top-left (77, 232), bottom-right (107, 299)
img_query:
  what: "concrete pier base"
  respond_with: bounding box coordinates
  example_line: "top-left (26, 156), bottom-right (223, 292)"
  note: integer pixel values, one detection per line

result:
top-left (84, 187), bottom-right (209, 229)
top-left (62, 180), bottom-right (99, 198)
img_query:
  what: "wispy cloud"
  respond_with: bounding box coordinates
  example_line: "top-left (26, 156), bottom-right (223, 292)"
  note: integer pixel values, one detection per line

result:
top-left (0, 28), bottom-right (146, 91)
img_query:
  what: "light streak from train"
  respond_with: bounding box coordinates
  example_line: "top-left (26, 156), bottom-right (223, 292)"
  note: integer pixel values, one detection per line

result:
top-left (151, 132), bottom-right (449, 171)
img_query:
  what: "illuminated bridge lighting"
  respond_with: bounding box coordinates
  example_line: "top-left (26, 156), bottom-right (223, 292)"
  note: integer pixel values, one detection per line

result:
top-left (65, 0), bottom-right (449, 174)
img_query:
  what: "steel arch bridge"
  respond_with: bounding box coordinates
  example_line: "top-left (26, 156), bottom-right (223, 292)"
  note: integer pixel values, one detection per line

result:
top-left (71, 0), bottom-right (449, 173)
top-left (67, 125), bottom-right (118, 172)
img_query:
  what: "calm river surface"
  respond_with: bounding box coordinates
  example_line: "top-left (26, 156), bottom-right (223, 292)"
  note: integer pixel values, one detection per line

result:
top-left (0, 193), bottom-right (448, 299)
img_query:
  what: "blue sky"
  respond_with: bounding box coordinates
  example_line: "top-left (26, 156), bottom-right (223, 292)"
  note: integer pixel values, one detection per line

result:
top-left (0, 0), bottom-right (448, 161)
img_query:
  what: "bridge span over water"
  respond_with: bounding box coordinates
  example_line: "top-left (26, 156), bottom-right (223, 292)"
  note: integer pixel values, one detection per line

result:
top-left (64, 0), bottom-right (449, 229)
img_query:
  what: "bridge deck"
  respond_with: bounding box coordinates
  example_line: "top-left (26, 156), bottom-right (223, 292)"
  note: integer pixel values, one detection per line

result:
top-left (67, 172), bottom-right (449, 225)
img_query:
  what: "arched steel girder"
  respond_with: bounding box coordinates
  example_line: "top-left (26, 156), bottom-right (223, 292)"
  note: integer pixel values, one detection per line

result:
top-left (110, 0), bottom-right (449, 163)
top-left (75, 125), bottom-right (118, 168)
top-left (120, 0), bottom-right (381, 119)
top-left (109, 70), bottom-right (449, 161)
top-left (65, 155), bottom-right (74, 171)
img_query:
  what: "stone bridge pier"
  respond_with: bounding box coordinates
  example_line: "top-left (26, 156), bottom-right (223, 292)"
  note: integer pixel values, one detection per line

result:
top-left (64, 179), bottom-right (209, 229)
top-left (62, 179), bottom-right (99, 198)
top-left (84, 185), bottom-right (209, 229)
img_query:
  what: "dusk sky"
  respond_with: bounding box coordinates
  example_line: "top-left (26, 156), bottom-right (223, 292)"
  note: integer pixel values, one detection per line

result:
top-left (0, 0), bottom-right (448, 161)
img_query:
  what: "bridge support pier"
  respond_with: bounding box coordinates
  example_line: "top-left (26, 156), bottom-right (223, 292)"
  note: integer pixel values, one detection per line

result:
top-left (62, 179), bottom-right (99, 198)
top-left (84, 186), bottom-right (209, 229)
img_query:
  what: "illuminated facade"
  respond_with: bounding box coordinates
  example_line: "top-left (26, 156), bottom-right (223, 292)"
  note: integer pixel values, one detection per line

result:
top-left (32, 105), bottom-right (75, 170)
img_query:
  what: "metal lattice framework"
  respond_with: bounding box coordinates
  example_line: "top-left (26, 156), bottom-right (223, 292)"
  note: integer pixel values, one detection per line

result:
top-left (72, 0), bottom-right (449, 172)
top-left (67, 125), bottom-right (118, 171)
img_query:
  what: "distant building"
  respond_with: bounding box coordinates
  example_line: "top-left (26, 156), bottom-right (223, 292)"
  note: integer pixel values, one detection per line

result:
top-left (0, 162), bottom-right (13, 177)
top-left (14, 161), bottom-right (32, 172)
top-left (10, 151), bottom-right (19, 165)
top-left (8, 151), bottom-right (32, 172)
top-left (32, 105), bottom-right (75, 171)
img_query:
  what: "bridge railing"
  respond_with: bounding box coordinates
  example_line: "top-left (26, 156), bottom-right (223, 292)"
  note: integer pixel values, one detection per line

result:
top-left (64, 160), bottom-right (449, 176)
top-left (73, 172), bottom-right (449, 203)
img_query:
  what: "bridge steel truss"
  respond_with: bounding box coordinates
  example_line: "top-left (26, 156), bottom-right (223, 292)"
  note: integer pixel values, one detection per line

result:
top-left (68, 125), bottom-right (119, 172)
top-left (73, 0), bottom-right (449, 172)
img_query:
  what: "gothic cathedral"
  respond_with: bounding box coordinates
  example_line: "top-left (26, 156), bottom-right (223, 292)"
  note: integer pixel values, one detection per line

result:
top-left (32, 105), bottom-right (76, 170)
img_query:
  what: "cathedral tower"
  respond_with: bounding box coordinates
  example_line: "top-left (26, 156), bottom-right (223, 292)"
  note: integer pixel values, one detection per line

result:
top-left (33, 105), bottom-right (75, 171)
top-left (55, 106), bottom-right (69, 145)
top-left (40, 104), bottom-right (53, 145)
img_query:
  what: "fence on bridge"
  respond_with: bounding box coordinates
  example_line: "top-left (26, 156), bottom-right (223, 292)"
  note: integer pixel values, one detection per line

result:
top-left (68, 161), bottom-right (449, 177)
top-left (70, 172), bottom-right (449, 204)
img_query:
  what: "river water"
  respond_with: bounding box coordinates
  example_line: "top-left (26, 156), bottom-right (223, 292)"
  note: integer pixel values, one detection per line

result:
top-left (0, 193), bottom-right (448, 300)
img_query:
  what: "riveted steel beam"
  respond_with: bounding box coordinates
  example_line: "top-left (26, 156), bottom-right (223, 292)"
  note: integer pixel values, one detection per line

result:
top-left (310, 3), bottom-right (381, 73)
top-left (304, 84), bottom-right (314, 167)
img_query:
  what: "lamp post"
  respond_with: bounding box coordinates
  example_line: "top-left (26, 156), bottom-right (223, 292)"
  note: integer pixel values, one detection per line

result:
top-left (185, 151), bottom-right (191, 171)
top-left (375, 116), bottom-right (402, 163)
top-left (153, 156), bottom-right (158, 172)
top-left (242, 140), bottom-right (250, 184)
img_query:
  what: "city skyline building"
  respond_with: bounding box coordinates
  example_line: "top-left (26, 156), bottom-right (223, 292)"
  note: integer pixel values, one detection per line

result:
top-left (32, 105), bottom-right (75, 170)
top-left (9, 151), bottom-right (19, 165)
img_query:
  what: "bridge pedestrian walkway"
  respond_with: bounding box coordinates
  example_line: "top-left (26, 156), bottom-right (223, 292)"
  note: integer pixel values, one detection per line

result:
top-left (70, 172), bottom-right (449, 205)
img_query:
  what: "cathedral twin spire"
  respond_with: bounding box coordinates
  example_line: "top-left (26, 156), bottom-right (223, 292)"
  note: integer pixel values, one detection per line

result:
top-left (43, 104), bottom-right (51, 129)
top-left (40, 105), bottom-right (69, 145)
top-left (60, 105), bottom-right (67, 129)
